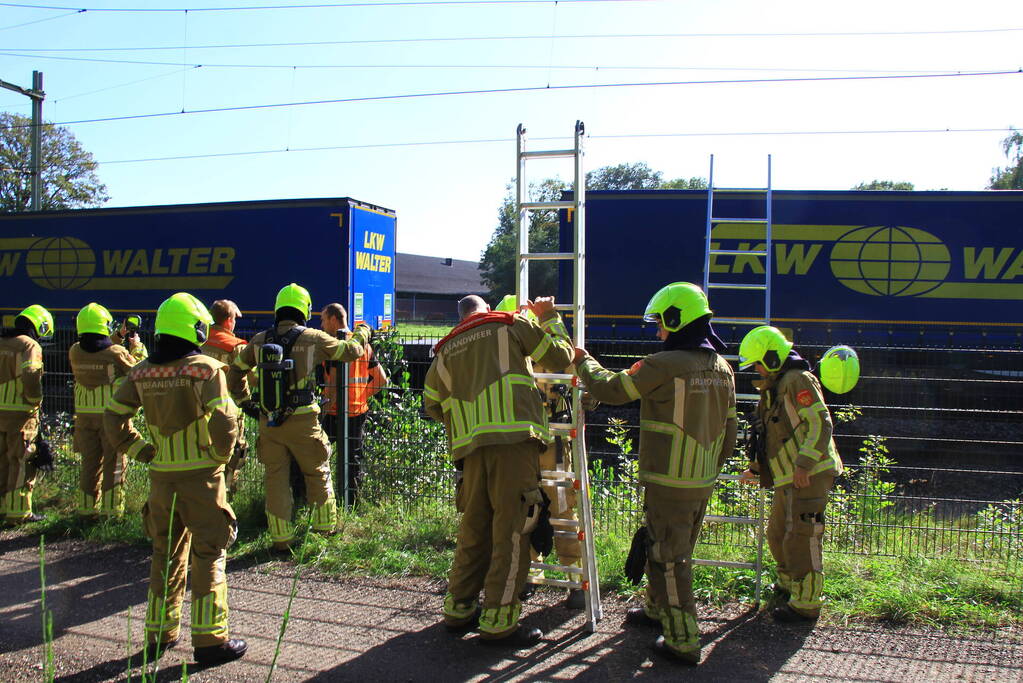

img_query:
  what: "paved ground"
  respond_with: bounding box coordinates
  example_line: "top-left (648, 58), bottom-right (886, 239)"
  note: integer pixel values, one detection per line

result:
top-left (2, 531), bottom-right (1021, 682)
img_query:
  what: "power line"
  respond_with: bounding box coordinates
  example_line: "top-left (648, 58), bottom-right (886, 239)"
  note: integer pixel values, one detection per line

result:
top-left (8, 27), bottom-right (1023, 52)
top-left (14, 69), bottom-right (1020, 129)
top-left (1, 0), bottom-right (638, 11)
top-left (95, 127), bottom-right (1017, 166)
top-left (0, 8), bottom-right (82, 30)
top-left (0, 51), bottom-right (993, 75)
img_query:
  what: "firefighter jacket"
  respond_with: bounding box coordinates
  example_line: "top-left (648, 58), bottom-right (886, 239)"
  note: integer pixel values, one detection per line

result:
top-left (753, 368), bottom-right (843, 488)
top-left (0, 334), bottom-right (43, 414)
top-left (201, 325), bottom-right (247, 366)
top-left (69, 343), bottom-right (136, 416)
top-left (104, 355), bottom-right (238, 473)
top-left (577, 349), bottom-right (737, 500)
top-left (227, 320), bottom-right (370, 415)
top-left (423, 311), bottom-right (573, 461)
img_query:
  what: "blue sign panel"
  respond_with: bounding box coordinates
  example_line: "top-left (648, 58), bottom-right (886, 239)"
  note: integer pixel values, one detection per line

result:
top-left (348, 203), bottom-right (397, 329)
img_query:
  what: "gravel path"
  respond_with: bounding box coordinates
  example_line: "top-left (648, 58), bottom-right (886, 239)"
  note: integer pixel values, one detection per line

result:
top-left (2, 531), bottom-right (1020, 682)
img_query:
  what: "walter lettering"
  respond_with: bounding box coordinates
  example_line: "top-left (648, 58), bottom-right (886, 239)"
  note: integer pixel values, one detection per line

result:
top-left (354, 231), bottom-right (392, 273)
top-left (102, 247), bottom-right (235, 276)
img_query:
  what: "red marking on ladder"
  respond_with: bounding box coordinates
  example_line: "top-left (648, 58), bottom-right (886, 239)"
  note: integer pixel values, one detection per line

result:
top-left (577, 532), bottom-right (585, 541)
top-left (581, 581), bottom-right (589, 591)
top-left (572, 479), bottom-right (581, 490)
top-left (570, 429), bottom-right (577, 439)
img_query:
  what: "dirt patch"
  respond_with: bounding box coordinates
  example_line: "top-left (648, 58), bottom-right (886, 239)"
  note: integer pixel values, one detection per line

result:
top-left (1, 530), bottom-right (1020, 682)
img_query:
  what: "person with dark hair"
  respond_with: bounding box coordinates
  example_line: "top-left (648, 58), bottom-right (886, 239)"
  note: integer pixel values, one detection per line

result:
top-left (104, 292), bottom-right (246, 665)
top-left (227, 284), bottom-right (371, 553)
top-left (738, 325), bottom-right (843, 622)
top-left (573, 283), bottom-right (736, 665)
top-left (201, 299), bottom-right (249, 494)
top-left (0, 304), bottom-right (52, 524)
top-left (319, 303), bottom-right (388, 506)
top-left (70, 303), bottom-right (137, 517)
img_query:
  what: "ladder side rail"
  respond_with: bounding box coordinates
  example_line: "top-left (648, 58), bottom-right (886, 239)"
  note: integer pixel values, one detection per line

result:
top-left (516, 124), bottom-right (530, 307)
top-left (702, 154), bottom-right (715, 294)
top-left (764, 154), bottom-right (773, 323)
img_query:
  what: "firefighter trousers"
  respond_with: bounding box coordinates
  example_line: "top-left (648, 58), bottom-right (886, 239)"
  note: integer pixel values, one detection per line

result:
top-left (767, 473), bottom-right (834, 618)
top-left (74, 414), bottom-right (126, 516)
top-left (529, 437), bottom-right (580, 569)
top-left (641, 484), bottom-right (708, 655)
top-left (444, 442), bottom-right (543, 639)
top-left (143, 467), bottom-right (237, 648)
top-left (257, 412), bottom-right (337, 548)
top-left (0, 411), bottom-right (38, 522)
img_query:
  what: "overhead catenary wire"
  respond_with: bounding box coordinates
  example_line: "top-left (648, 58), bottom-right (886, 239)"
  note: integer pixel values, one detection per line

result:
top-left (9, 69), bottom-right (1021, 129)
top-left (0, 0), bottom-right (648, 11)
top-left (7, 27), bottom-right (1023, 53)
top-left (0, 8), bottom-right (82, 30)
top-left (95, 127), bottom-right (1017, 166)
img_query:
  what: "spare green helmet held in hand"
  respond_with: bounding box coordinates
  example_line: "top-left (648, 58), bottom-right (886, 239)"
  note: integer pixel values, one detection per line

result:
top-left (155, 292), bottom-right (213, 345)
top-left (643, 282), bottom-right (712, 332)
top-left (77, 302), bottom-right (115, 336)
top-left (18, 304), bottom-right (54, 339)
top-left (738, 325), bottom-right (793, 372)
top-left (495, 294), bottom-right (538, 322)
top-left (275, 283), bottom-right (312, 320)
top-left (820, 345), bottom-right (860, 394)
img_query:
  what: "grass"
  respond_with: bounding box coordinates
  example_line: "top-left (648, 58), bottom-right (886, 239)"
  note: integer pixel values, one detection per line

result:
top-left (390, 322), bottom-right (451, 338)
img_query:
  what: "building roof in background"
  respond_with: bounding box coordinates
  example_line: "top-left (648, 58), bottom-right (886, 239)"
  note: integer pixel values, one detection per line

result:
top-left (396, 253), bottom-right (487, 296)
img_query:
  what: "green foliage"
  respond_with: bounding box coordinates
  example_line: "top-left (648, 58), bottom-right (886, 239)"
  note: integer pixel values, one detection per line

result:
top-left (989, 129), bottom-right (1023, 189)
top-left (851, 179), bottom-right (916, 190)
top-left (0, 112), bottom-right (108, 212)
top-left (976, 497), bottom-right (1022, 560)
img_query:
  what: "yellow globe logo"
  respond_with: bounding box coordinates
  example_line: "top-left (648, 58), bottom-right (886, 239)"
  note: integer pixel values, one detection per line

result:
top-left (830, 226), bottom-right (950, 297)
top-left (25, 236), bottom-right (96, 290)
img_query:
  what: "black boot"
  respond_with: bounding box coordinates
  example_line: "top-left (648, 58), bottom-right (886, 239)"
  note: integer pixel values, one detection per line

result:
top-left (479, 625), bottom-right (543, 648)
top-left (443, 607), bottom-right (481, 633)
top-left (144, 638), bottom-right (178, 661)
top-left (194, 638), bottom-right (248, 665)
top-left (624, 607), bottom-right (662, 629)
top-left (653, 635), bottom-right (700, 665)
top-left (564, 588), bottom-right (585, 610)
top-left (771, 604), bottom-right (817, 623)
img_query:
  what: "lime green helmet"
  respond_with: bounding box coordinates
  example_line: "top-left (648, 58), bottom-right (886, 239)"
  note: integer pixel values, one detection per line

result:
top-left (643, 282), bottom-right (712, 332)
top-left (495, 294), bottom-right (537, 322)
top-left (76, 302), bottom-right (114, 336)
top-left (18, 304), bottom-right (54, 339)
top-left (155, 292), bottom-right (212, 345)
top-left (819, 345), bottom-right (860, 394)
top-left (275, 283), bottom-right (312, 320)
top-left (738, 325), bottom-right (793, 371)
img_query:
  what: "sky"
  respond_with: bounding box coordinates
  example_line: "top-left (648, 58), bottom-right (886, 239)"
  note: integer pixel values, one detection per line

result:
top-left (1, 0), bottom-right (1021, 262)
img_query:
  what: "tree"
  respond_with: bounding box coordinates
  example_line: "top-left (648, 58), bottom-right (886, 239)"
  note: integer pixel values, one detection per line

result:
top-left (479, 163), bottom-right (707, 300)
top-left (851, 180), bottom-right (915, 191)
top-left (988, 129), bottom-right (1023, 190)
top-left (0, 112), bottom-right (108, 212)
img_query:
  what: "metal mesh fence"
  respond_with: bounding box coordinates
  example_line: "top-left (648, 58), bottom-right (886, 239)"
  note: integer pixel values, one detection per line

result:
top-left (34, 323), bottom-right (1023, 575)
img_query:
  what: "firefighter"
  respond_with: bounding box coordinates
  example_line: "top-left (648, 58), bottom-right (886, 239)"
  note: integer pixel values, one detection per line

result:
top-left (69, 303), bottom-right (137, 517)
top-left (227, 284), bottom-right (371, 553)
top-left (738, 325), bottom-right (843, 622)
top-left (574, 283), bottom-right (737, 665)
top-left (319, 303), bottom-right (388, 507)
top-left (104, 292), bottom-right (247, 665)
top-left (112, 315), bottom-right (148, 362)
top-left (200, 300), bottom-right (250, 495)
top-left (424, 294), bottom-right (573, 647)
top-left (493, 295), bottom-right (584, 609)
top-left (0, 304), bottom-right (52, 524)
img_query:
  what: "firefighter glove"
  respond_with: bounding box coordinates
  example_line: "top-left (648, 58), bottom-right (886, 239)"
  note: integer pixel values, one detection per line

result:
top-left (28, 434), bottom-right (56, 473)
top-left (240, 400), bottom-right (262, 419)
top-left (624, 525), bottom-right (649, 585)
top-left (528, 488), bottom-right (554, 556)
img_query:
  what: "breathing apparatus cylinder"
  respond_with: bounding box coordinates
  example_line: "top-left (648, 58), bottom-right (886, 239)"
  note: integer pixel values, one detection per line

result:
top-left (258, 343), bottom-right (294, 426)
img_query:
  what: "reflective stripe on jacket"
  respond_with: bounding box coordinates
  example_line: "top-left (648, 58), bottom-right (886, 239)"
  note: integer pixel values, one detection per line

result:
top-left (423, 311), bottom-right (573, 461)
top-left (70, 342), bottom-right (136, 415)
top-left (577, 349), bottom-right (737, 500)
top-left (0, 335), bottom-right (43, 413)
top-left (755, 368), bottom-right (843, 488)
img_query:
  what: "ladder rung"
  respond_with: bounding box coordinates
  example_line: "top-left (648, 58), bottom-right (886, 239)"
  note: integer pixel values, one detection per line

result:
top-left (530, 561), bottom-right (584, 574)
top-left (548, 422), bottom-right (575, 432)
top-left (541, 470), bottom-right (573, 479)
top-left (736, 392), bottom-right (760, 401)
top-left (704, 514), bottom-right (757, 525)
top-left (714, 318), bottom-right (768, 326)
top-left (522, 201), bottom-right (574, 210)
top-left (709, 249), bottom-right (767, 256)
top-left (692, 559), bottom-right (755, 569)
top-left (534, 372), bottom-right (575, 383)
top-left (521, 251), bottom-right (574, 261)
top-left (553, 303), bottom-right (575, 311)
top-left (521, 149), bottom-right (576, 160)
top-left (526, 576), bottom-right (583, 589)
top-left (707, 282), bottom-right (768, 291)
top-left (712, 217), bottom-right (768, 224)
top-left (711, 187), bottom-right (768, 193)
top-left (553, 530), bottom-right (579, 539)
top-left (717, 473), bottom-right (747, 482)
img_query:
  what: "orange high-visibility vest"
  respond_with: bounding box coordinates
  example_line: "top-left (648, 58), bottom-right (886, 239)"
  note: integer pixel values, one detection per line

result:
top-left (322, 345), bottom-right (376, 417)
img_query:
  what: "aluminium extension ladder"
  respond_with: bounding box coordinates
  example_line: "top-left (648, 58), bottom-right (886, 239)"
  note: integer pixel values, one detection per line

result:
top-left (699, 154), bottom-right (772, 604)
top-left (514, 120), bottom-right (602, 632)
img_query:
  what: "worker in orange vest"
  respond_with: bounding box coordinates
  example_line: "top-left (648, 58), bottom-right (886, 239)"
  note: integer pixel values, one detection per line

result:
top-left (319, 303), bottom-right (388, 506)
